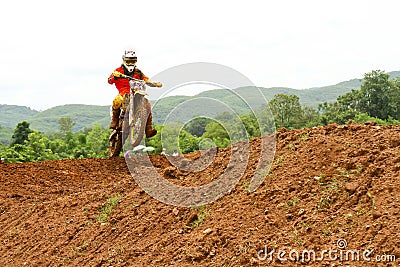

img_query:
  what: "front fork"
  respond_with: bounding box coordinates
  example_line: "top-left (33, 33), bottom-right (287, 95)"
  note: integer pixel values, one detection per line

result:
top-left (118, 94), bottom-right (131, 130)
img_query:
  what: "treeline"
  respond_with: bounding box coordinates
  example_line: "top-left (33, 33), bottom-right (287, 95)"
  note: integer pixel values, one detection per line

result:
top-left (319, 70), bottom-right (400, 124)
top-left (0, 119), bottom-right (110, 163)
top-left (1, 70), bottom-right (399, 163)
top-left (266, 70), bottom-right (400, 130)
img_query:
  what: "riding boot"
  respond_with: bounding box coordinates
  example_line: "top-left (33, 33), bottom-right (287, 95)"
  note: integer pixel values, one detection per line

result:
top-left (109, 108), bottom-right (120, 129)
top-left (145, 112), bottom-right (157, 138)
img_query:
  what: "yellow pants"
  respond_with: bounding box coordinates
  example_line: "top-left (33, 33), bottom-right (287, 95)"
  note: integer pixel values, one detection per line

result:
top-left (112, 94), bottom-right (125, 109)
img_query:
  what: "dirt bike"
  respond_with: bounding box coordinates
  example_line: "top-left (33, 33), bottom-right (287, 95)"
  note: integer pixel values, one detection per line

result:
top-left (108, 74), bottom-right (161, 158)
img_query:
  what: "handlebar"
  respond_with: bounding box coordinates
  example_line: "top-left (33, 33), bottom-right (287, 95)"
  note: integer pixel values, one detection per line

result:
top-left (116, 72), bottom-right (162, 87)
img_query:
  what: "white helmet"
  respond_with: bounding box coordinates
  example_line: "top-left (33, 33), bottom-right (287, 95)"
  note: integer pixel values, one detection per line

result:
top-left (122, 50), bottom-right (137, 72)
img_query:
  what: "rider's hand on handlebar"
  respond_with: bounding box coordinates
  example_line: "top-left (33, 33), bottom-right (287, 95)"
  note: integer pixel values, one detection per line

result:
top-left (113, 71), bottom-right (122, 78)
top-left (145, 80), bottom-right (162, 87)
top-left (154, 82), bottom-right (162, 88)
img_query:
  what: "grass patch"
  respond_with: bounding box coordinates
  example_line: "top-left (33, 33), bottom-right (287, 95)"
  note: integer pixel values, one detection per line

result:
top-left (317, 177), bottom-right (342, 210)
top-left (290, 228), bottom-right (303, 245)
top-left (187, 206), bottom-right (208, 229)
top-left (97, 193), bottom-right (122, 223)
top-left (298, 131), bottom-right (310, 142)
top-left (321, 229), bottom-right (333, 237)
top-left (285, 197), bottom-right (298, 208)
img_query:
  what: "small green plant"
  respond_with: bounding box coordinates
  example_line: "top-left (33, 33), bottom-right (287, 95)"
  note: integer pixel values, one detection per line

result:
top-left (317, 197), bottom-right (331, 209)
top-left (242, 179), bottom-right (252, 192)
top-left (97, 193), bottom-right (122, 223)
top-left (301, 221), bottom-right (311, 230)
top-left (335, 167), bottom-right (363, 181)
top-left (344, 213), bottom-right (353, 220)
top-left (118, 245), bottom-right (125, 255)
top-left (285, 197), bottom-right (298, 208)
top-left (287, 142), bottom-right (296, 151)
top-left (321, 229), bottom-right (333, 237)
top-left (290, 228), bottom-right (303, 245)
top-left (299, 131), bottom-right (309, 142)
top-left (97, 212), bottom-right (108, 223)
top-left (326, 178), bottom-right (340, 193)
top-left (276, 154), bottom-right (284, 166)
top-left (108, 194), bottom-right (121, 206)
top-left (356, 207), bottom-right (367, 216)
top-left (187, 206), bottom-right (208, 228)
top-left (317, 177), bottom-right (342, 211)
top-left (316, 174), bottom-right (326, 186)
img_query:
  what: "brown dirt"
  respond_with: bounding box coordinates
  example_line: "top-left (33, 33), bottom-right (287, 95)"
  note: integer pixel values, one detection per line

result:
top-left (1, 122), bottom-right (400, 266)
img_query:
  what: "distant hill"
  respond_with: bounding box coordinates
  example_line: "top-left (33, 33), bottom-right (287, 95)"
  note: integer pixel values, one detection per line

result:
top-left (151, 71), bottom-right (400, 124)
top-left (0, 105), bottom-right (39, 144)
top-left (0, 105), bottom-right (39, 128)
top-left (0, 125), bottom-right (13, 145)
top-left (28, 104), bottom-right (110, 133)
top-left (1, 70), bottom-right (399, 142)
top-left (0, 104), bottom-right (109, 138)
top-left (150, 77), bottom-right (364, 124)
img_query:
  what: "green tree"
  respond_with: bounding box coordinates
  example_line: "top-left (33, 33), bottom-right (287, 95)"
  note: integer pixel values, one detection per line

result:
top-left (301, 106), bottom-right (320, 127)
top-left (59, 117), bottom-right (76, 134)
top-left (159, 122), bottom-right (193, 153)
top-left (358, 70), bottom-right (391, 119)
top-left (183, 117), bottom-right (212, 137)
top-left (86, 124), bottom-right (109, 158)
top-left (48, 138), bottom-right (69, 158)
top-left (319, 70), bottom-right (398, 124)
top-left (318, 101), bottom-right (358, 125)
top-left (202, 122), bottom-right (230, 148)
top-left (11, 121), bottom-right (33, 146)
top-left (215, 112), bottom-right (236, 122)
top-left (388, 77), bottom-right (400, 119)
top-left (337, 89), bottom-right (362, 112)
top-left (24, 131), bottom-right (58, 161)
top-left (238, 113), bottom-right (260, 139)
top-left (256, 106), bottom-right (276, 134)
top-left (178, 130), bottom-right (199, 154)
top-left (145, 124), bottom-right (163, 154)
top-left (0, 142), bottom-right (6, 161)
top-left (269, 94), bottom-right (302, 129)
top-left (157, 122), bottom-right (178, 153)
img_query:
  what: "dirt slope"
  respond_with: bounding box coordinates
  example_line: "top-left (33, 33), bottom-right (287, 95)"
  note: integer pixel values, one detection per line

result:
top-left (1, 122), bottom-right (400, 266)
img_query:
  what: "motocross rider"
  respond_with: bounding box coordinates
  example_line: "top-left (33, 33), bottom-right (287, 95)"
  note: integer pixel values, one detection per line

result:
top-left (108, 50), bottom-right (161, 138)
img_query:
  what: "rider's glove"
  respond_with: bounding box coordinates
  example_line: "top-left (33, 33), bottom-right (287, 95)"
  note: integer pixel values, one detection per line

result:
top-left (113, 71), bottom-right (122, 79)
top-left (154, 82), bottom-right (162, 88)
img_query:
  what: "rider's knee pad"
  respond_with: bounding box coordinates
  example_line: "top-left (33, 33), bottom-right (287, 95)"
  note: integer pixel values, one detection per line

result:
top-left (112, 94), bottom-right (124, 109)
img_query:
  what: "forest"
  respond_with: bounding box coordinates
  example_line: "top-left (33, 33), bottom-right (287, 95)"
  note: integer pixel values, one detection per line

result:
top-left (1, 70), bottom-right (399, 163)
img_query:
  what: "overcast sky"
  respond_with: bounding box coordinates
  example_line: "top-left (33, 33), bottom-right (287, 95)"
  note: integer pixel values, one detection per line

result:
top-left (1, 0), bottom-right (399, 111)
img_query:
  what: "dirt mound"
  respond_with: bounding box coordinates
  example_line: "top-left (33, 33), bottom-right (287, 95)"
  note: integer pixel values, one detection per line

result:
top-left (1, 122), bottom-right (400, 266)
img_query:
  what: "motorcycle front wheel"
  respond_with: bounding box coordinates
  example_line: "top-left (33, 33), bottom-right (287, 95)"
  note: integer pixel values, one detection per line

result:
top-left (129, 106), bottom-right (148, 147)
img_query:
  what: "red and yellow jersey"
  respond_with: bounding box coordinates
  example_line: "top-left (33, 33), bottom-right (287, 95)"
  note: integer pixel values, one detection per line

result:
top-left (108, 65), bottom-right (149, 95)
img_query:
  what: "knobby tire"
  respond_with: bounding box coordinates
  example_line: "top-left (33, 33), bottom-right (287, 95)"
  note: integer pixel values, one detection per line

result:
top-left (130, 104), bottom-right (148, 147)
